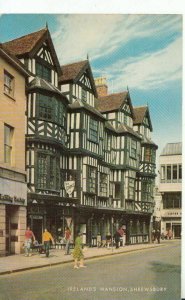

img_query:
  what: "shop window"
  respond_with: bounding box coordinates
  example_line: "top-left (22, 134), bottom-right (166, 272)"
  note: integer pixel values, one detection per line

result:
top-left (4, 70), bottom-right (14, 97)
top-left (4, 124), bottom-right (14, 164)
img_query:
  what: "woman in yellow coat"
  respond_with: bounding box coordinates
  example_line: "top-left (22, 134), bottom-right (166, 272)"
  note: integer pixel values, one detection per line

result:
top-left (42, 228), bottom-right (54, 257)
top-left (73, 232), bottom-right (86, 268)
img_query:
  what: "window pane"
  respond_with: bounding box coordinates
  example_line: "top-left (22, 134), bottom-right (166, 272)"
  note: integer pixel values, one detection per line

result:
top-left (172, 165), bottom-right (177, 180)
top-left (167, 166), bottom-right (171, 181)
top-left (179, 165), bottom-right (182, 180)
top-left (4, 124), bottom-right (13, 164)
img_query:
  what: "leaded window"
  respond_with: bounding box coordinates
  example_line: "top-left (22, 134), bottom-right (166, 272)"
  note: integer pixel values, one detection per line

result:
top-left (82, 89), bottom-right (87, 102)
top-left (36, 62), bottom-right (51, 82)
top-left (37, 153), bottom-right (60, 190)
top-left (128, 178), bottom-right (135, 199)
top-left (142, 181), bottom-right (152, 202)
top-left (145, 147), bottom-right (155, 163)
top-left (87, 166), bottom-right (96, 193)
top-left (99, 173), bottom-right (108, 197)
top-left (38, 94), bottom-right (53, 120)
top-left (130, 139), bottom-right (137, 159)
top-left (89, 118), bottom-right (98, 143)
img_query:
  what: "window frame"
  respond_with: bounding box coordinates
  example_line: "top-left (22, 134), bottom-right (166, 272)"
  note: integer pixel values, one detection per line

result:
top-left (4, 124), bottom-right (13, 164)
top-left (4, 70), bottom-right (14, 97)
top-left (99, 173), bottom-right (108, 197)
top-left (87, 166), bottom-right (96, 194)
top-left (36, 61), bottom-right (51, 82)
top-left (130, 139), bottom-right (137, 159)
top-left (89, 118), bottom-right (98, 143)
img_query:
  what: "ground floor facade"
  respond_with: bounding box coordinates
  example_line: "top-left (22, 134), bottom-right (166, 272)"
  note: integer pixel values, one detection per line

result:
top-left (0, 170), bottom-right (27, 256)
top-left (27, 195), bottom-right (152, 247)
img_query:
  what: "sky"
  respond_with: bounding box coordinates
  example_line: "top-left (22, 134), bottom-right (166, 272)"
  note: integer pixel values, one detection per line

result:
top-left (0, 14), bottom-right (182, 169)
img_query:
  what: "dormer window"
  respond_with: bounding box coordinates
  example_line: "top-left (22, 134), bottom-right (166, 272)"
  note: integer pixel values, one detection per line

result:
top-left (36, 62), bottom-right (51, 82)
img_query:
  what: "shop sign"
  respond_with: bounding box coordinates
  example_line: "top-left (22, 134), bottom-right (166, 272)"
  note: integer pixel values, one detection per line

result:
top-left (64, 181), bottom-right (75, 195)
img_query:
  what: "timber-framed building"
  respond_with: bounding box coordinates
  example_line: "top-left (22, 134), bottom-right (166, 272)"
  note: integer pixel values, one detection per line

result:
top-left (2, 27), bottom-right (158, 247)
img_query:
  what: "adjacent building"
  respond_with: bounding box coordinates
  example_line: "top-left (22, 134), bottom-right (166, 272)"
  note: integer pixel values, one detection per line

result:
top-left (159, 143), bottom-right (182, 238)
top-left (1, 27), bottom-right (158, 248)
top-left (0, 44), bottom-right (29, 255)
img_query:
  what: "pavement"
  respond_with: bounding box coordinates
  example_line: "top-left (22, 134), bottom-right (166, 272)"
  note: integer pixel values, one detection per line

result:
top-left (0, 241), bottom-right (167, 275)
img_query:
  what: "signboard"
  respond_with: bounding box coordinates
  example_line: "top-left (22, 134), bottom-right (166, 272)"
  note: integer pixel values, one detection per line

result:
top-left (64, 181), bottom-right (75, 195)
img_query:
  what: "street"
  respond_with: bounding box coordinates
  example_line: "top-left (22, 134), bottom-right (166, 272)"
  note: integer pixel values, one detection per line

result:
top-left (0, 240), bottom-right (181, 300)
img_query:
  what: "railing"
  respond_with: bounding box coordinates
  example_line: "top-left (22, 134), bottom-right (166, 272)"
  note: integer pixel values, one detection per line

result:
top-left (130, 234), bottom-right (149, 244)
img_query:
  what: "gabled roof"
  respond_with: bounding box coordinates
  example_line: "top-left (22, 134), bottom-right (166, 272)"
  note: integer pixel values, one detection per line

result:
top-left (95, 92), bottom-right (135, 118)
top-left (160, 142), bottom-right (182, 156)
top-left (0, 43), bottom-right (30, 77)
top-left (141, 136), bottom-right (158, 149)
top-left (28, 76), bottom-right (69, 102)
top-left (117, 123), bottom-right (141, 139)
top-left (59, 60), bottom-right (98, 97)
top-left (68, 99), bottom-right (105, 119)
top-left (3, 27), bottom-right (61, 75)
top-left (133, 106), bottom-right (153, 131)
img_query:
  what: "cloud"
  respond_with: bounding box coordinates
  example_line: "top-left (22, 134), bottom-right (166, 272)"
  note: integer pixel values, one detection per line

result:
top-left (103, 36), bottom-right (182, 91)
top-left (52, 14), bottom-right (181, 64)
top-left (51, 14), bottom-right (182, 91)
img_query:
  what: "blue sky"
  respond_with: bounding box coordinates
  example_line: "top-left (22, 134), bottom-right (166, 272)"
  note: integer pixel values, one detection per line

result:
top-left (0, 14), bottom-right (182, 168)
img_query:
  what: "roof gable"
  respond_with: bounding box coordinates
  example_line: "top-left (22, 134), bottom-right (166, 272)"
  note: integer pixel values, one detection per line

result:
top-left (133, 106), bottom-right (153, 131)
top-left (59, 60), bottom-right (98, 97)
top-left (3, 28), bottom-right (61, 75)
top-left (96, 91), bottom-right (135, 118)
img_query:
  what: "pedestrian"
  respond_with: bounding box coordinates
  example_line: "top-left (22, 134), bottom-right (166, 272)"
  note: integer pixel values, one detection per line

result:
top-left (42, 228), bottom-right (55, 257)
top-left (114, 230), bottom-right (120, 249)
top-left (168, 229), bottom-right (173, 239)
top-left (24, 226), bottom-right (35, 257)
top-left (151, 229), bottom-right (156, 243)
top-left (64, 227), bottom-right (71, 255)
top-left (73, 232), bottom-right (86, 269)
top-left (156, 229), bottom-right (161, 244)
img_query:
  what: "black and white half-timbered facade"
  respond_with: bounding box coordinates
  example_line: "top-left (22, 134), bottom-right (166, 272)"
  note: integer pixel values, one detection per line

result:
top-left (3, 27), bottom-right (158, 245)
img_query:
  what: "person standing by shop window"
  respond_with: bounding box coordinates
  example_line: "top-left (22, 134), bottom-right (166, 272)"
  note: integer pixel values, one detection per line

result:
top-left (64, 227), bottom-right (71, 255)
top-left (42, 228), bottom-right (55, 257)
top-left (24, 226), bottom-right (35, 257)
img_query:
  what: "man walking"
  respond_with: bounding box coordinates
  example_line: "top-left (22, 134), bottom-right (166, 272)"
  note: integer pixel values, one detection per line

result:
top-left (42, 228), bottom-right (55, 257)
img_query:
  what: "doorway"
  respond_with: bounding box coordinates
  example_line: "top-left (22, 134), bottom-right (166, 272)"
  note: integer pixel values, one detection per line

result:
top-left (32, 218), bottom-right (43, 243)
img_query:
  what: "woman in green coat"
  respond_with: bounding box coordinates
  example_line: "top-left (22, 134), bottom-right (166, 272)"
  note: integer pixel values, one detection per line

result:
top-left (73, 232), bottom-right (86, 268)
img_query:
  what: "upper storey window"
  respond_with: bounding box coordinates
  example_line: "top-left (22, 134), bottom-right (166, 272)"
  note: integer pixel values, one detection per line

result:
top-left (38, 94), bottom-right (66, 127)
top-left (4, 70), bottom-right (14, 97)
top-left (39, 94), bottom-right (53, 120)
top-left (36, 62), bottom-right (51, 82)
top-left (89, 118), bottom-right (98, 143)
top-left (4, 124), bottom-right (14, 164)
top-left (82, 89), bottom-right (87, 102)
top-left (130, 139), bottom-right (137, 159)
top-left (145, 147), bottom-right (156, 163)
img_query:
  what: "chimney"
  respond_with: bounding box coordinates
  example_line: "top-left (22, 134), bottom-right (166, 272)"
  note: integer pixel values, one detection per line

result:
top-left (94, 77), bottom-right (108, 97)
